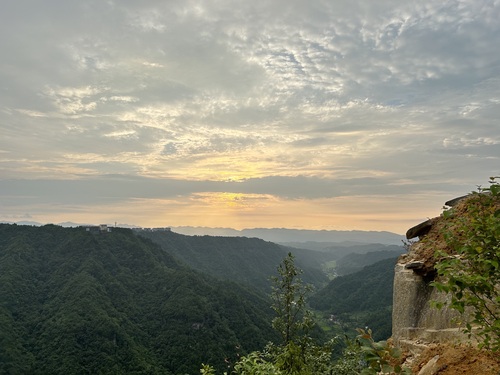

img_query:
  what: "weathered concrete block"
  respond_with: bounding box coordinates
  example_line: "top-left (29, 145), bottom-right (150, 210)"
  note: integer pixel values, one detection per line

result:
top-left (392, 261), bottom-right (472, 353)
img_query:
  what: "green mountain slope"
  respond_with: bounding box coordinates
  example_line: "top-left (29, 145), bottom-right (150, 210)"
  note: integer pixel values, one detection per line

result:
top-left (334, 247), bottom-right (404, 275)
top-left (309, 257), bottom-right (398, 340)
top-left (137, 230), bottom-right (328, 292)
top-left (0, 224), bottom-right (277, 374)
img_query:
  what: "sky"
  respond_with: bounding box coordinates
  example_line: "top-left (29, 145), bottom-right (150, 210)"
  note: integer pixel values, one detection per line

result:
top-left (1, 0), bottom-right (499, 234)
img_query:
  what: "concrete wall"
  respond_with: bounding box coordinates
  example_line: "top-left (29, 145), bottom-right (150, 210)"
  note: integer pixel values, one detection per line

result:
top-left (392, 261), bottom-right (473, 353)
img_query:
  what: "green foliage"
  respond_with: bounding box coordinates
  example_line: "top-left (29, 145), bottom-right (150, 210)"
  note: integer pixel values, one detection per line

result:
top-left (201, 253), bottom-right (399, 375)
top-left (356, 328), bottom-right (409, 374)
top-left (271, 253), bottom-right (314, 346)
top-left (310, 257), bottom-right (397, 341)
top-left (200, 363), bottom-right (219, 375)
top-left (202, 351), bottom-right (283, 375)
top-left (234, 352), bottom-right (282, 375)
top-left (0, 224), bottom-right (277, 374)
top-left (328, 337), bottom-right (366, 375)
top-left (432, 177), bottom-right (500, 351)
top-left (268, 253), bottom-right (334, 374)
top-left (139, 231), bottom-right (328, 293)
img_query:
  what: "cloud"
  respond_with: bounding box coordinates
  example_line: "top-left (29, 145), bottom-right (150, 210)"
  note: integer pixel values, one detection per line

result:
top-left (1, 0), bottom-right (499, 231)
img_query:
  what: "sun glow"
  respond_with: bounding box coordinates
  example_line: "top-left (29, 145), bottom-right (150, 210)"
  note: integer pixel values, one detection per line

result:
top-left (192, 192), bottom-right (276, 210)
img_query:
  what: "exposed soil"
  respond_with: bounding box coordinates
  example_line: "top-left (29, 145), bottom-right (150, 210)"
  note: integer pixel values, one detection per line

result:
top-left (400, 193), bottom-right (500, 276)
top-left (411, 343), bottom-right (500, 375)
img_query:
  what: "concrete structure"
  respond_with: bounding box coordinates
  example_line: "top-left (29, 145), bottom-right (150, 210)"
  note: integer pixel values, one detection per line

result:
top-left (392, 259), bottom-right (472, 353)
top-left (134, 227), bottom-right (171, 232)
top-left (84, 224), bottom-right (112, 233)
top-left (392, 197), bottom-right (480, 355)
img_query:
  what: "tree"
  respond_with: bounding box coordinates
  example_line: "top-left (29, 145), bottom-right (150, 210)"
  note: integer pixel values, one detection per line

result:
top-left (200, 253), bottom-right (406, 374)
top-left (433, 177), bottom-right (500, 351)
top-left (270, 253), bottom-right (314, 346)
top-left (268, 253), bottom-right (323, 374)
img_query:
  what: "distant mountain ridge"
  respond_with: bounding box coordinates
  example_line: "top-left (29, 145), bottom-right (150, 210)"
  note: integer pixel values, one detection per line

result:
top-left (3, 221), bottom-right (404, 245)
top-left (171, 227), bottom-right (404, 245)
top-left (334, 247), bottom-right (405, 275)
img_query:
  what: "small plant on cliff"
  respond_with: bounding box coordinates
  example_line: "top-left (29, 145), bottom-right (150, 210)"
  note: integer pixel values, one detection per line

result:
top-left (356, 328), bottom-right (410, 375)
top-left (432, 177), bottom-right (500, 351)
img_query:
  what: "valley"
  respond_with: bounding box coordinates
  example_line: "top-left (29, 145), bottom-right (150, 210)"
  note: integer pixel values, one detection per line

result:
top-left (0, 223), bottom-right (404, 374)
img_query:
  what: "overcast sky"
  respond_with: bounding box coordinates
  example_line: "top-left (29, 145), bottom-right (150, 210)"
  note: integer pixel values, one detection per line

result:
top-left (1, 0), bottom-right (499, 234)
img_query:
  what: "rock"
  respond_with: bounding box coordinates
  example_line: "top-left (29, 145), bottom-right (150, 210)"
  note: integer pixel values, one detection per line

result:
top-left (406, 219), bottom-right (433, 239)
top-left (444, 195), bottom-right (469, 207)
top-left (418, 355), bottom-right (440, 375)
top-left (405, 261), bottom-right (425, 270)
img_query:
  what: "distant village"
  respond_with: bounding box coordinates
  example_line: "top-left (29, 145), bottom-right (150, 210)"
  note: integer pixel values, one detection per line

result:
top-left (83, 224), bottom-right (171, 233)
top-left (134, 227), bottom-right (171, 232)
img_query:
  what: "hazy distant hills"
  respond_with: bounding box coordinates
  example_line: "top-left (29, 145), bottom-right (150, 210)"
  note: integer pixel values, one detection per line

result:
top-left (0, 221), bottom-right (404, 248)
top-left (333, 246), bottom-right (405, 275)
top-left (2, 221), bottom-right (404, 245)
top-left (171, 227), bottom-right (404, 245)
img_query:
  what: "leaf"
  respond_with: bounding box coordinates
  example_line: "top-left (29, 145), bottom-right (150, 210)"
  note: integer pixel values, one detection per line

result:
top-left (490, 184), bottom-right (500, 196)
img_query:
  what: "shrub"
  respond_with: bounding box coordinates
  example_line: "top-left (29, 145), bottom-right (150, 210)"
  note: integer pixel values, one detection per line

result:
top-left (432, 177), bottom-right (500, 351)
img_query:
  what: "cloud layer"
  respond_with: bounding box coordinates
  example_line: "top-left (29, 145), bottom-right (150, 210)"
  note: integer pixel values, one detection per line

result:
top-left (1, 0), bottom-right (499, 232)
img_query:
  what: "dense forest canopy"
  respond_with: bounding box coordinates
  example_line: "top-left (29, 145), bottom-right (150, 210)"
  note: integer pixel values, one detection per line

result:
top-left (0, 224), bottom-right (277, 374)
top-left (138, 230), bottom-right (329, 292)
top-left (0, 223), bottom-right (400, 374)
top-left (310, 257), bottom-right (398, 340)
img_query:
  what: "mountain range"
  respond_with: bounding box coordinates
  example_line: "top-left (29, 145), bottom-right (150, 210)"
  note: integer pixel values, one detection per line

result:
top-left (2, 221), bottom-right (404, 245)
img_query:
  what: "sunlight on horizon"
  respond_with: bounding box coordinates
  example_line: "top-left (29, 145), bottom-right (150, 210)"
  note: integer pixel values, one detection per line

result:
top-left (21, 192), bottom-right (449, 235)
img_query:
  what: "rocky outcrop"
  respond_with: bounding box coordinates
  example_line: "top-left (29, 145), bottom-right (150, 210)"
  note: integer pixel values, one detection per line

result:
top-left (392, 193), bottom-right (500, 374)
top-left (392, 197), bottom-right (474, 352)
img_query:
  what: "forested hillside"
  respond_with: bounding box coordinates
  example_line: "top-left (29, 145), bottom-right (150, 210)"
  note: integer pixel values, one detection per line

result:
top-left (137, 230), bottom-right (328, 291)
top-left (334, 246), bottom-right (404, 275)
top-left (0, 224), bottom-right (277, 374)
top-left (310, 257), bottom-right (398, 340)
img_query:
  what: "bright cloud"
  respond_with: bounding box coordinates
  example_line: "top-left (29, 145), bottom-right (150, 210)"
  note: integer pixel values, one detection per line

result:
top-left (1, 0), bottom-right (499, 233)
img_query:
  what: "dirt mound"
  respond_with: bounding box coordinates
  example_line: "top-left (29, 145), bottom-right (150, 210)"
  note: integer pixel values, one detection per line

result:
top-left (411, 343), bottom-right (500, 375)
top-left (401, 192), bottom-right (500, 277)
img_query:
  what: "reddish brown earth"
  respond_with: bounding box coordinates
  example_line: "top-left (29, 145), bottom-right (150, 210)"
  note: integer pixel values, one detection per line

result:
top-left (411, 343), bottom-right (500, 375)
top-left (404, 193), bottom-right (500, 276)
